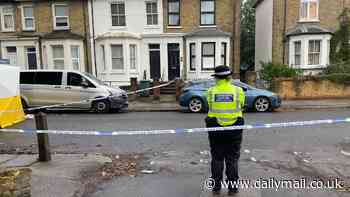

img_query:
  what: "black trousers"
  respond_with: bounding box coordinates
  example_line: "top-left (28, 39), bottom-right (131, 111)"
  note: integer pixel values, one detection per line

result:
top-left (205, 117), bottom-right (244, 190)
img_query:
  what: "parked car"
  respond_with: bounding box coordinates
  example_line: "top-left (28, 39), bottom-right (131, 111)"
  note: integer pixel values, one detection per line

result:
top-left (179, 79), bottom-right (281, 113)
top-left (19, 70), bottom-right (128, 113)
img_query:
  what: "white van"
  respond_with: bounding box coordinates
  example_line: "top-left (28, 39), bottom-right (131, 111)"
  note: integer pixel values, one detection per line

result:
top-left (19, 70), bottom-right (128, 113)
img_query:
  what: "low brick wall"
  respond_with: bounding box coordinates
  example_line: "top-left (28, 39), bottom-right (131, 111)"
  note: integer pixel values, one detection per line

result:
top-left (271, 77), bottom-right (350, 100)
top-left (0, 169), bottom-right (31, 197)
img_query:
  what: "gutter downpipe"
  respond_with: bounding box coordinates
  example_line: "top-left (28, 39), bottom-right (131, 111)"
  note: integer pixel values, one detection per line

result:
top-left (83, 0), bottom-right (89, 73)
top-left (90, 0), bottom-right (98, 76)
top-left (282, 0), bottom-right (287, 64)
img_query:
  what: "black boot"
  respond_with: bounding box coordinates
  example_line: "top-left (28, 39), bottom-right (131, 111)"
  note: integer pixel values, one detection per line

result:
top-left (227, 180), bottom-right (239, 196)
top-left (212, 179), bottom-right (222, 196)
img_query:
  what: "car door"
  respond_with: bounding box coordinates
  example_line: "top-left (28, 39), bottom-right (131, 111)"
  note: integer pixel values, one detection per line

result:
top-left (64, 72), bottom-right (96, 109)
top-left (31, 72), bottom-right (65, 106)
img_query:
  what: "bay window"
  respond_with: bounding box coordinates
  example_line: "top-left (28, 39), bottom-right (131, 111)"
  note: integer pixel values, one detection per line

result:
top-left (294, 41), bottom-right (301, 66)
top-left (201, 42), bottom-right (215, 70)
top-left (130, 44), bottom-right (137, 70)
top-left (308, 40), bottom-right (321, 65)
top-left (71, 46), bottom-right (80, 70)
top-left (221, 42), bottom-right (227, 65)
top-left (111, 45), bottom-right (124, 70)
top-left (190, 43), bottom-right (196, 71)
top-left (52, 45), bottom-right (65, 70)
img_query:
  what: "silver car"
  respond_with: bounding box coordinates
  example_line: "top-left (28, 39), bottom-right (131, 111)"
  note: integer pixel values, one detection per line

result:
top-left (20, 70), bottom-right (128, 113)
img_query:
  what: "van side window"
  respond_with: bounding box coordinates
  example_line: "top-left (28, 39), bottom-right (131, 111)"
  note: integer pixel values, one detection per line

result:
top-left (20, 72), bottom-right (35, 84)
top-left (67, 72), bottom-right (95, 87)
top-left (35, 72), bottom-right (62, 85)
top-left (67, 73), bottom-right (83, 86)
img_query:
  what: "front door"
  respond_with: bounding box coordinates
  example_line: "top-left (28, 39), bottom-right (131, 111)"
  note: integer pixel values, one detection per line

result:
top-left (167, 43), bottom-right (180, 80)
top-left (149, 44), bottom-right (161, 80)
top-left (26, 47), bottom-right (37, 69)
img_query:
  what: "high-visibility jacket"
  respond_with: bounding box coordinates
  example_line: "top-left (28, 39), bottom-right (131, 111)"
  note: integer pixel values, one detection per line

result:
top-left (207, 79), bottom-right (245, 126)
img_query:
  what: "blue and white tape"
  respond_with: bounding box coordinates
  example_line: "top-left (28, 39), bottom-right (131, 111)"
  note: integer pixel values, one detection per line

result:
top-left (1, 117), bottom-right (350, 136)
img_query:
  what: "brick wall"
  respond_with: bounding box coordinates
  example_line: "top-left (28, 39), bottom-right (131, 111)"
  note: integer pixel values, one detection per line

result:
top-left (272, 77), bottom-right (350, 100)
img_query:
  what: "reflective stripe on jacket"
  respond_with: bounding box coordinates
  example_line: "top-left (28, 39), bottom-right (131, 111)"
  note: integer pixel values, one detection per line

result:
top-left (207, 79), bottom-right (245, 126)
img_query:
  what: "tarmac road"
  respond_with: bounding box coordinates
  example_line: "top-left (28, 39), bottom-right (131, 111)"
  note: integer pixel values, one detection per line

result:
top-left (1, 109), bottom-right (350, 197)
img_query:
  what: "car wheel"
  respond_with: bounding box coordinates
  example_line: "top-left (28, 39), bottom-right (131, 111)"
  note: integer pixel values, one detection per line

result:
top-left (254, 97), bottom-right (270, 112)
top-left (93, 100), bottom-right (110, 113)
top-left (188, 97), bottom-right (203, 113)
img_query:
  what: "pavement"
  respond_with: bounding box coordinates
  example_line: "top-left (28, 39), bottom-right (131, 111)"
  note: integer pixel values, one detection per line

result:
top-left (129, 98), bottom-right (350, 112)
top-left (0, 154), bottom-right (112, 197)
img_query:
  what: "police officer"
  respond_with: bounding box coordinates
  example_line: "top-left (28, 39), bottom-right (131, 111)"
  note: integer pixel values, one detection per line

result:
top-left (205, 65), bottom-right (245, 196)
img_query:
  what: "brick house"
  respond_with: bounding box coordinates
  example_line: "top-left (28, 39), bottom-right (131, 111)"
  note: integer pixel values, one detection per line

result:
top-left (89, 0), bottom-right (240, 86)
top-left (254, 0), bottom-right (349, 75)
top-left (0, 0), bottom-right (91, 72)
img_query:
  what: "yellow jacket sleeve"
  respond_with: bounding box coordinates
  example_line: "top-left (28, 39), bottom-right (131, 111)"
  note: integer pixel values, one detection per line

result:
top-left (239, 87), bottom-right (245, 109)
top-left (206, 88), bottom-right (213, 110)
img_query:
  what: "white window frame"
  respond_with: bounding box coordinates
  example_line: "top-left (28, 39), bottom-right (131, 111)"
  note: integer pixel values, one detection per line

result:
top-left (22, 5), bottom-right (35, 31)
top-left (129, 44), bottom-right (137, 70)
top-left (201, 42), bottom-right (216, 71)
top-left (1, 6), bottom-right (15, 32)
top-left (71, 45), bottom-right (80, 70)
top-left (293, 41), bottom-right (302, 66)
top-left (189, 43), bottom-right (196, 71)
top-left (146, 1), bottom-right (158, 26)
top-left (111, 44), bottom-right (124, 71)
top-left (52, 3), bottom-right (70, 30)
top-left (300, 0), bottom-right (319, 22)
top-left (308, 39), bottom-right (321, 66)
top-left (101, 45), bottom-right (106, 71)
top-left (51, 45), bottom-right (65, 70)
top-left (110, 1), bottom-right (126, 27)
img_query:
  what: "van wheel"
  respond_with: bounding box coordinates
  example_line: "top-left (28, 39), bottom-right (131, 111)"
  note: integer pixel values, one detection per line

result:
top-left (93, 100), bottom-right (110, 113)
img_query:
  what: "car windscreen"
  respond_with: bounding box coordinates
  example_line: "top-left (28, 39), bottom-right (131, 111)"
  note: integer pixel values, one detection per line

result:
top-left (84, 72), bottom-right (106, 86)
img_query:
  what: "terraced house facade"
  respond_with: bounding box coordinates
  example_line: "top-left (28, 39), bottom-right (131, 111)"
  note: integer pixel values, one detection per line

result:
top-left (0, 0), bottom-right (240, 86)
top-left (254, 0), bottom-right (350, 75)
top-left (90, 0), bottom-right (241, 85)
top-left (0, 0), bottom-right (91, 72)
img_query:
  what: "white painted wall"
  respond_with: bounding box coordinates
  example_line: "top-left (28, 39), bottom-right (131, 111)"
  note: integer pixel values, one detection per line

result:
top-left (1, 39), bottom-right (41, 70)
top-left (255, 0), bottom-right (273, 71)
top-left (96, 36), bottom-right (184, 86)
top-left (186, 36), bottom-right (231, 80)
top-left (92, 0), bottom-right (163, 37)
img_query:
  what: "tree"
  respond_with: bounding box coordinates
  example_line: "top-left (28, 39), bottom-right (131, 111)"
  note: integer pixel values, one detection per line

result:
top-left (240, 0), bottom-right (256, 71)
top-left (330, 8), bottom-right (350, 64)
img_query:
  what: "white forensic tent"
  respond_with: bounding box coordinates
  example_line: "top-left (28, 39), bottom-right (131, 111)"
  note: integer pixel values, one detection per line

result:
top-left (0, 60), bottom-right (25, 128)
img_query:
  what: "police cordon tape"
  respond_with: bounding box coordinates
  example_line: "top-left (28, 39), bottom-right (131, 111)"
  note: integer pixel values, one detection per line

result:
top-left (1, 117), bottom-right (350, 136)
top-left (0, 79), bottom-right (176, 113)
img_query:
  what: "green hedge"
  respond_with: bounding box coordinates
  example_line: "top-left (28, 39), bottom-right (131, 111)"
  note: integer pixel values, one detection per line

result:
top-left (260, 62), bottom-right (302, 82)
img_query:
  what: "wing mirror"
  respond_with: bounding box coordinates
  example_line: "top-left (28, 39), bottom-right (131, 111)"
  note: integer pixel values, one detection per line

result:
top-left (242, 87), bottom-right (248, 92)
